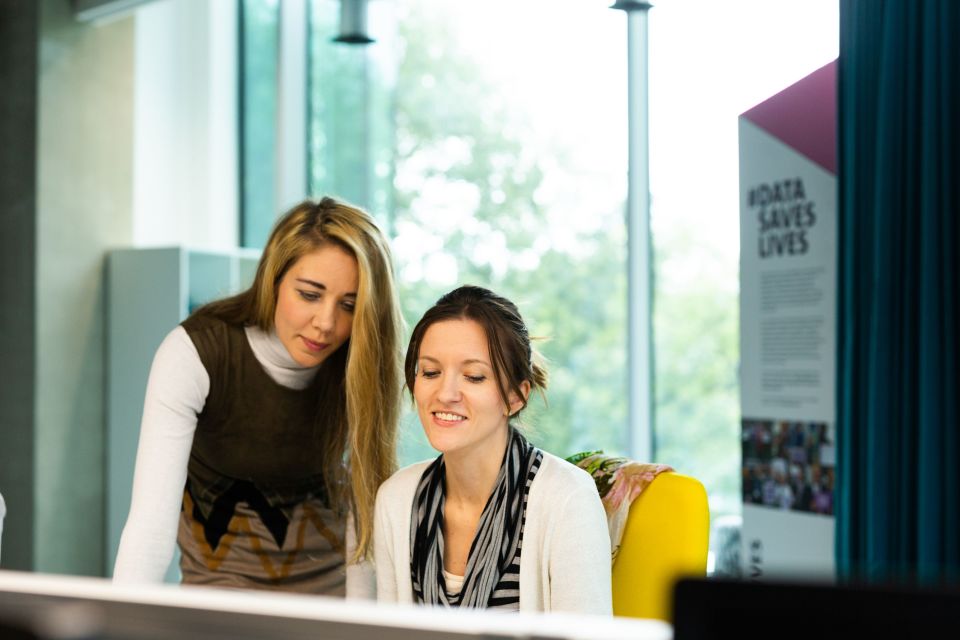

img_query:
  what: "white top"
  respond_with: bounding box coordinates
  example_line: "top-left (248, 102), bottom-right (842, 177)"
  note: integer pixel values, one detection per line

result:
top-left (442, 570), bottom-right (464, 595)
top-left (112, 325), bottom-right (374, 598)
top-left (374, 451), bottom-right (612, 614)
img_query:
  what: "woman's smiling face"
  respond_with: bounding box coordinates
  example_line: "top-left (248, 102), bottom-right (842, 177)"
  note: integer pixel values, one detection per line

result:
top-left (413, 318), bottom-right (527, 461)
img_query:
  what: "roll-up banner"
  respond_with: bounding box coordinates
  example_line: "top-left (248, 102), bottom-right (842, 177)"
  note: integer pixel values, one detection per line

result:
top-left (739, 60), bottom-right (837, 580)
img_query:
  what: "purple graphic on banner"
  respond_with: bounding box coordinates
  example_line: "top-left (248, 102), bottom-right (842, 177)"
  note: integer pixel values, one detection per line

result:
top-left (742, 61), bottom-right (836, 175)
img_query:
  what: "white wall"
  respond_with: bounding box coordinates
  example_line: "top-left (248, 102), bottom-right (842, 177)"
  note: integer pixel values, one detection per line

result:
top-left (27, 0), bottom-right (239, 575)
top-left (35, 0), bottom-right (135, 575)
top-left (132, 0), bottom-right (238, 250)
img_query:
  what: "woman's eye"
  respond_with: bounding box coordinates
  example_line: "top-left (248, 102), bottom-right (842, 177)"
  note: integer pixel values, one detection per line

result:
top-left (465, 375), bottom-right (486, 384)
top-left (298, 290), bottom-right (320, 302)
top-left (420, 369), bottom-right (440, 379)
top-left (341, 301), bottom-right (356, 313)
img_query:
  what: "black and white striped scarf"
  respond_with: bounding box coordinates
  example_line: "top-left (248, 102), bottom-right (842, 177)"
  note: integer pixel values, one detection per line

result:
top-left (410, 428), bottom-right (541, 607)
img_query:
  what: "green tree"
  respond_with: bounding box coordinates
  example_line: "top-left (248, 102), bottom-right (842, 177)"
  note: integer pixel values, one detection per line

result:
top-left (652, 228), bottom-right (740, 516)
top-left (388, 0), bottom-right (628, 463)
top-left (304, 0), bottom-right (740, 523)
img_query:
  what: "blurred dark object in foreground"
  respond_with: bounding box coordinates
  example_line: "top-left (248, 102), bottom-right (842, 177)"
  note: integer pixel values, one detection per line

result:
top-left (674, 577), bottom-right (960, 640)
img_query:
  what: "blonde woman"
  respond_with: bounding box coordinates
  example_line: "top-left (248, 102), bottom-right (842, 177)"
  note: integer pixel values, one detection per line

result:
top-left (114, 198), bottom-right (403, 596)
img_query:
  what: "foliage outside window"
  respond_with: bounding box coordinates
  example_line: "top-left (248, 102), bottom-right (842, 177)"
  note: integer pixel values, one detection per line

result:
top-left (307, 0), bottom-right (630, 463)
top-left (244, 0), bottom-right (773, 536)
top-left (387, 1), bottom-right (630, 463)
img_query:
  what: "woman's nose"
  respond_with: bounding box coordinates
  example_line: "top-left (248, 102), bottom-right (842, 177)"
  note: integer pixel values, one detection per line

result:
top-left (312, 303), bottom-right (336, 333)
top-left (437, 375), bottom-right (462, 403)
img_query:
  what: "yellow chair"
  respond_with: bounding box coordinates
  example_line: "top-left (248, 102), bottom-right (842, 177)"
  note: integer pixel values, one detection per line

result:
top-left (611, 472), bottom-right (710, 622)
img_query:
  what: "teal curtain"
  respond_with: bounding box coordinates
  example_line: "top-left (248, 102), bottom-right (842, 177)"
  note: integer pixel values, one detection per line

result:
top-left (837, 0), bottom-right (960, 583)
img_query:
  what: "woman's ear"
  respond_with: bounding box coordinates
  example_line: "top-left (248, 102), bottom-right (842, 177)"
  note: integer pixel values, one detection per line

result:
top-left (507, 380), bottom-right (531, 416)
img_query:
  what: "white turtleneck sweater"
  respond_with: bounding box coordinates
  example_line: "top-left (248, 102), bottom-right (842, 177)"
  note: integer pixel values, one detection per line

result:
top-left (112, 325), bottom-right (374, 597)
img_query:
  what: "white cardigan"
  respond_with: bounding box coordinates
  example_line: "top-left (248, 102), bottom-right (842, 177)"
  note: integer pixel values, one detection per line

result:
top-left (374, 451), bottom-right (612, 614)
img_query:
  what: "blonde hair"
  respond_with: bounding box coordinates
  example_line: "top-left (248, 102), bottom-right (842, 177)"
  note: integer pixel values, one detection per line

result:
top-left (194, 197), bottom-right (403, 560)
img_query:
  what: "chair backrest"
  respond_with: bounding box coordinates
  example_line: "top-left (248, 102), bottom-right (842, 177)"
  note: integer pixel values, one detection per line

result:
top-left (611, 472), bottom-right (709, 621)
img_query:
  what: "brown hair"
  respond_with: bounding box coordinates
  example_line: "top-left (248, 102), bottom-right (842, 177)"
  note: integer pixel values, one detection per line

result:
top-left (193, 197), bottom-right (403, 561)
top-left (404, 285), bottom-right (547, 417)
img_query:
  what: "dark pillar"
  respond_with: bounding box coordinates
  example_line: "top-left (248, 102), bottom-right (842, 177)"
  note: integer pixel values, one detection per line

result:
top-left (0, 0), bottom-right (40, 570)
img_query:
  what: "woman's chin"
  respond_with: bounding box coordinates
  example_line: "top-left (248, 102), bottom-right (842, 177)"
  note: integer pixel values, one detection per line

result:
top-left (422, 429), bottom-right (460, 456)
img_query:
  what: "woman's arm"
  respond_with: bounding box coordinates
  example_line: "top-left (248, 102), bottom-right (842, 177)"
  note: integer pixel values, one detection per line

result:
top-left (547, 479), bottom-right (613, 615)
top-left (345, 511), bottom-right (376, 599)
top-left (112, 326), bottom-right (208, 583)
top-left (373, 484), bottom-right (399, 602)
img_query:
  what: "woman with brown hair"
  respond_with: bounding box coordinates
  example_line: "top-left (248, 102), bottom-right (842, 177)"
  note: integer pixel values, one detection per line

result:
top-left (374, 285), bottom-right (611, 613)
top-left (114, 197), bottom-right (403, 596)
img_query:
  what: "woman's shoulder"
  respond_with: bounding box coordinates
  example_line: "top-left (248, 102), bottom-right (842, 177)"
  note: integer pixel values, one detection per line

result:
top-left (155, 325), bottom-right (201, 362)
top-left (181, 312), bottom-right (237, 338)
top-left (377, 459), bottom-right (434, 500)
top-left (180, 313), bottom-right (246, 367)
top-left (533, 449), bottom-right (600, 496)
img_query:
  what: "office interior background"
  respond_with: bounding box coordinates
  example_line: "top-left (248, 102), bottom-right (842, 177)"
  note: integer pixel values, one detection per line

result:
top-left (1, 0), bottom-right (957, 593)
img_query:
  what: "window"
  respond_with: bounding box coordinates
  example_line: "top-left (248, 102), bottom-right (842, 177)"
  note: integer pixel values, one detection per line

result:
top-left (239, 0), bottom-right (280, 248)
top-left (307, 0), bottom-right (395, 217)
top-left (327, 0), bottom-right (631, 463)
top-left (240, 0), bottom-right (839, 562)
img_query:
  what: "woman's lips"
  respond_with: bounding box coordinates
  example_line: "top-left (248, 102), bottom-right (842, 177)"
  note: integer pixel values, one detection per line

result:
top-left (432, 411), bottom-right (467, 427)
top-left (301, 336), bottom-right (329, 352)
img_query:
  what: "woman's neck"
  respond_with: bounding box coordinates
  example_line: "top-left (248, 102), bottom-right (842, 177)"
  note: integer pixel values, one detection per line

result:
top-left (442, 428), bottom-right (510, 509)
top-left (244, 325), bottom-right (319, 389)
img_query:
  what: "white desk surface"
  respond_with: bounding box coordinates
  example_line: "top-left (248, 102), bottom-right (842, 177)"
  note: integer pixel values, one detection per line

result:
top-left (0, 570), bottom-right (672, 640)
